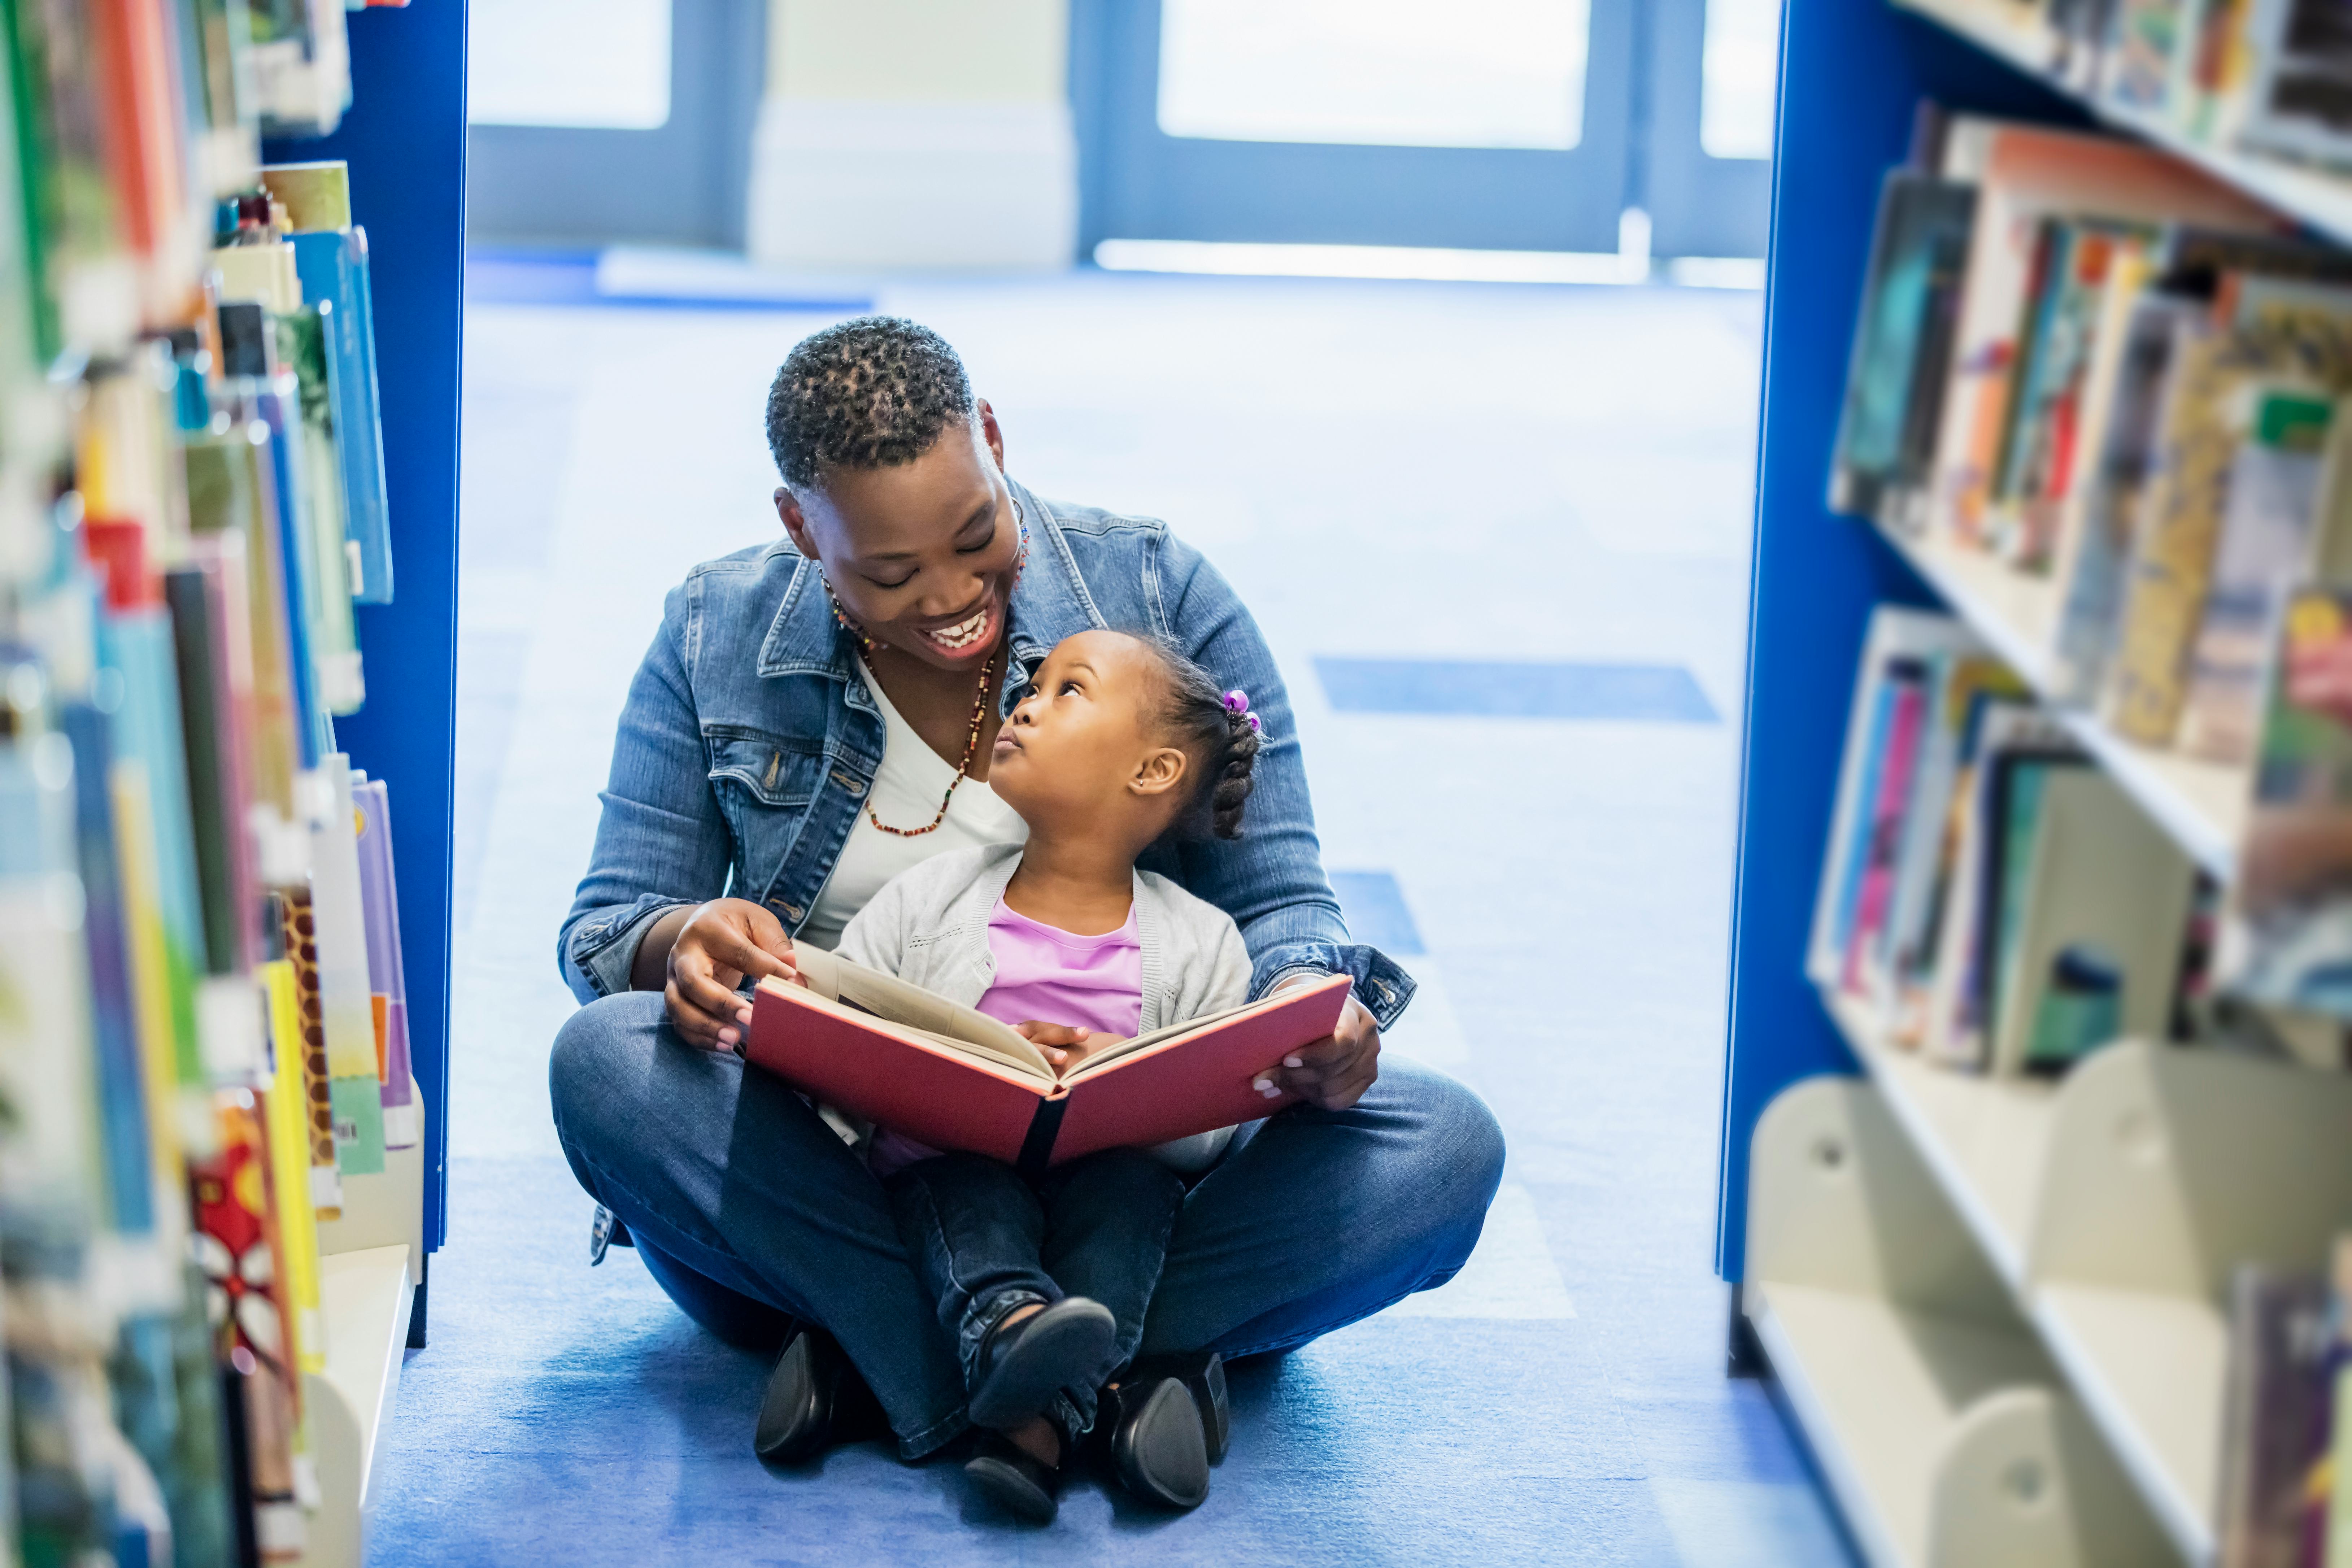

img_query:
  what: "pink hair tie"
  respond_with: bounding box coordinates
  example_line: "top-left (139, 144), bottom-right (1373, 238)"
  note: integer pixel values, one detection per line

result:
top-left (1223, 689), bottom-right (1263, 734)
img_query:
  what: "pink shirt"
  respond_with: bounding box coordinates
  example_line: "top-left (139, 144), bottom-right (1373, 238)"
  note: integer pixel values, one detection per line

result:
top-left (867, 897), bottom-right (1144, 1176)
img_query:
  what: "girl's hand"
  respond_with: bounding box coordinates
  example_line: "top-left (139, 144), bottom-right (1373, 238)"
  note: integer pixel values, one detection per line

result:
top-left (665, 898), bottom-right (797, 1050)
top-left (1013, 1021), bottom-right (1094, 1072)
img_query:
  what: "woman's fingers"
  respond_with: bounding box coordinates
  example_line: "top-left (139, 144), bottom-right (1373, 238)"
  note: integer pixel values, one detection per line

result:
top-left (663, 979), bottom-right (732, 1051)
top-left (672, 948), bottom-right (754, 1027)
top-left (703, 922), bottom-right (796, 985)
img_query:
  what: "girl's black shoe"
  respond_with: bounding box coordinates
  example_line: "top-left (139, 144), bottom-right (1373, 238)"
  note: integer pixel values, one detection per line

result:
top-left (968, 1297), bottom-right (1117, 1429)
top-left (1099, 1375), bottom-right (1210, 1511)
top-left (1125, 1347), bottom-right (1229, 1463)
top-left (753, 1326), bottom-right (883, 1464)
top-left (963, 1432), bottom-right (1062, 1524)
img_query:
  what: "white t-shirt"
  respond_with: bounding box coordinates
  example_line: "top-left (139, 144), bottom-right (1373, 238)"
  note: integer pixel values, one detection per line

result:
top-left (796, 654), bottom-right (1028, 951)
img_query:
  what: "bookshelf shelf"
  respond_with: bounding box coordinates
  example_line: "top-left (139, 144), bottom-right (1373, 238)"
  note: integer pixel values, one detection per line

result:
top-left (1813, 987), bottom-right (2352, 1564)
top-left (1890, 0), bottom-right (2352, 246)
top-left (299, 1246), bottom-right (418, 1568)
top-left (1867, 523), bottom-right (2249, 880)
top-left (1744, 1075), bottom-right (2175, 1567)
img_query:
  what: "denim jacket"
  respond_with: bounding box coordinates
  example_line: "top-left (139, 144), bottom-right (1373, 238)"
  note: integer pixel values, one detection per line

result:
top-left (556, 479), bottom-right (1415, 1029)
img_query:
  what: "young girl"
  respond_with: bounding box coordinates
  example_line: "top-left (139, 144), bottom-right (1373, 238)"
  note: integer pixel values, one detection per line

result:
top-left (825, 627), bottom-right (1264, 1523)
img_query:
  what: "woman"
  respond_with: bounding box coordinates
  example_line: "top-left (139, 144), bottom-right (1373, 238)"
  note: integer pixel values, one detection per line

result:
top-left (547, 317), bottom-right (1505, 1486)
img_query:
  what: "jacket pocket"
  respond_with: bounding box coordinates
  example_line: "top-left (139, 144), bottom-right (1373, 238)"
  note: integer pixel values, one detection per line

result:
top-left (705, 727), bottom-right (824, 900)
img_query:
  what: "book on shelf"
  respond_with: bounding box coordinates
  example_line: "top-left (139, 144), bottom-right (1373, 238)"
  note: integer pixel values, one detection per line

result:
top-left (744, 952), bottom-right (1353, 1173)
top-left (2220, 585), bottom-right (2352, 1016)
top-left (2213, 1245), bottom-right (2352, 1568)
top-left (1816, 605), bottom-right (2201, 1070)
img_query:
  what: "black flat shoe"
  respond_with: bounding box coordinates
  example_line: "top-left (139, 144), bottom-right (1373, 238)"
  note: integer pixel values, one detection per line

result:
top-left (963, 1432), bottom-right (1062, 1524)
top-left (1099, 1375), bottom-right (1209, 1511)
top-left (1127, 1347), bottom-right (1229, 1463)
top-left (968, 1297), bottom-right (1116, 1430)
top-left (753, 1326), bottom-right (882, 1464)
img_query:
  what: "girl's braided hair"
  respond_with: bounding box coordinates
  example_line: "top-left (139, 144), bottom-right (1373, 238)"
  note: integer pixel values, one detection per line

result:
top-left (1139, 639), bottom-right (1261, 841)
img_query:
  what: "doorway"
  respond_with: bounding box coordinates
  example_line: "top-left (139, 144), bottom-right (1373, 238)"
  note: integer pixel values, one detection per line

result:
top-left (1070, 0), bottom-right (1780, 261)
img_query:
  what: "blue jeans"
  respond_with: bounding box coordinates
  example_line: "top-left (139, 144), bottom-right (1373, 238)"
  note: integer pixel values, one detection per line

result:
top-left (548, 990), bottom-right (1506, 1459)
top-left (888, 1148), bottom-right (1183, 1441)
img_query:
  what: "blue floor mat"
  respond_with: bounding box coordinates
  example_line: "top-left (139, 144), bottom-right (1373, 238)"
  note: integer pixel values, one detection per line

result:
top-left (1315, 658), bottom-right (1719, 723)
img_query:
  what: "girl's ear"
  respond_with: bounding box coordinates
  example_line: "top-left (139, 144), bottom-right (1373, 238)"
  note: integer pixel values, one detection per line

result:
top-left (1130, 745), bottom-right (1189, 800)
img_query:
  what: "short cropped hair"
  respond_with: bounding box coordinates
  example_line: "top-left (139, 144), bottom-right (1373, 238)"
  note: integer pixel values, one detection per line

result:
top-left (764, 316), bottom-right (976, 489)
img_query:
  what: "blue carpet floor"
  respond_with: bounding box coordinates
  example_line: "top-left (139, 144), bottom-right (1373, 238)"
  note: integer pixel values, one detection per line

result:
top-left (383, 271), bottom-right (1852, 1566)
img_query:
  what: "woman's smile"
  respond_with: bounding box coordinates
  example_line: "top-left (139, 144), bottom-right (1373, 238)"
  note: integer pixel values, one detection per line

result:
top-left (913, 598), bottom-right (998, 656)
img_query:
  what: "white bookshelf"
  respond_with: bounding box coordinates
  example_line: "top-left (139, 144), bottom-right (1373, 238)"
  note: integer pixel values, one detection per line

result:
top-left (1811, 990), bottom-right (2352, 1565)
top-left (1744, 1075), bottom-right (2175, 1567)
top-left (297, 1098), bottom-right (426, 1568)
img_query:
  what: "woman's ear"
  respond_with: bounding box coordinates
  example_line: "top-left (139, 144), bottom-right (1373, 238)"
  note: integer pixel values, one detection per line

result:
top-left (776, 487), bottom-right (819, 558)
top-left (976, 399), bottom-right (1006, 471)
top-left (1129, 745), bottom-right (1189, 800)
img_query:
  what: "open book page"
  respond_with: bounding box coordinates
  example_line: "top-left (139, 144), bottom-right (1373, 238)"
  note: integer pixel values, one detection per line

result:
top-left (1060, 997), bottom-right (1270, 1084)
top-left (790, 946), bottom-right (1055, 1077)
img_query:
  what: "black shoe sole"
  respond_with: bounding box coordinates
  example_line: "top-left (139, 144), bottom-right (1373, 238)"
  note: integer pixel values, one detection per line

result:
top-left (1111, 1377), bottom-right (1208, 1510)
top-left (1132, 1348), bottom-right (1230, 1464)
top-left (964, 1454), bottom-right (1059, 1524)
top-left (968, 1299), bottom-right (1117, 1430)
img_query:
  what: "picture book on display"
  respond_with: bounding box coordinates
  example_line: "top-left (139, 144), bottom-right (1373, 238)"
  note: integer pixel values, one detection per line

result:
top-left (743, 950), bottom-right (1353, 1173)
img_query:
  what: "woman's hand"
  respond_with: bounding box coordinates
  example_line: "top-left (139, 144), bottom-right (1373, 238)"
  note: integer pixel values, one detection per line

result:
top-left (1254, 979), bottom-right (1381, 1111)
top-left (663, 898), bottom-right (798, 1051)
top-left (1013, 1020), bottom-right (1095, 1073)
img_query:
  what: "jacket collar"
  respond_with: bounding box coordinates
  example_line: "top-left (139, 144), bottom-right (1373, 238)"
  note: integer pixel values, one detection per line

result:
top-left (754, 478), bottom-right (1104, 700)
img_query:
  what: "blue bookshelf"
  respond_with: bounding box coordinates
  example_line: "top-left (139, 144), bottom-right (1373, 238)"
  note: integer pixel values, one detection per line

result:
top-left (263, 1), bottom-right (467, 1322)
top-left (1715, 0), bottom-right (2087, 1291)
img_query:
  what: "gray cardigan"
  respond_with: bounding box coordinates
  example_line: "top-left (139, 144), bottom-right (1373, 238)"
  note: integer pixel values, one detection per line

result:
top-left (833, 844), bottom-right (1254, 1028)
top-left (831, 843), bottom-right (1255, 1171)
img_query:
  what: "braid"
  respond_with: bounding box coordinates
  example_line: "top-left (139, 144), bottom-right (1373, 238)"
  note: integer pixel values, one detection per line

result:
top-left (1207, 707), bottom-right (1260, 840)
top-left (1134, 636), bottom-right (1263, 841)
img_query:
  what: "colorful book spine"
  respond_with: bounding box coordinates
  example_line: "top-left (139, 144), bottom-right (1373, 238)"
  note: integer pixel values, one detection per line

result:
top-left (274, 889), bottom-right (343, 1219)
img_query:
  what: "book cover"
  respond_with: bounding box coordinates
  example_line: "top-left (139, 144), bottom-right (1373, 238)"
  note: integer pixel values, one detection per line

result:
top-left (2220, 588), bottom-right (2352, 1017)
top-left (183, 436), bottom-right (301, 840)
top-left (1841, 663), bottom-right (1929, 994)
top-left (2052, 292), bottom-right (2199, 703)
top-left (275, 890), bottom-right (343, 1218)
top-left (1987, 766), bottom-right (2198, 1073)
top-left (1829, 171), bottom-right (1978, 521)
top-left (2216, 1266), bottom-right (2333, 1568)
top-left (2179, 389), bottom-right (2341, 764)
top-left (353, 776), bottom-right (418, 1147)
top-left (287, 229), bottom-right (389, 604)
top-left (58, 702), bottom-right (155, 1235)
top-left (1887, 660), bottom-right (2031, 1036)
top-left (2109, 279), bottom-right (2352, 743)
top-left (311, 754), bottom-right (384, 1174)
top-left (191, 1088), bottom-right (306, 1562)
top-left (1806, 607), bottom-right (1986, 1002)
top-left (744, 962), bottom-right (1352, 1172)
top-left (261, 958), bottom-right (325, 1376)
top-left (272, 310), bottom-right (362, 714)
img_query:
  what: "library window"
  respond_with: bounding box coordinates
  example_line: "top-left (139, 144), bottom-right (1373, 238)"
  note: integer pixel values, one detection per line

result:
top-left (1700, 0), bottom-right (1782, 159)
top-left (1153, 0), bottom-right (1590, 151)
top-left (467, 0), bottom-right (672, 129)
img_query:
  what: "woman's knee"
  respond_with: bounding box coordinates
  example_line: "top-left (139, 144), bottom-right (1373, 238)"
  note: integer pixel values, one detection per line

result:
top-left (547, 990), bottom-right (666, 1143)
top-left (1378, 1057), bottom-right (1507, 1259)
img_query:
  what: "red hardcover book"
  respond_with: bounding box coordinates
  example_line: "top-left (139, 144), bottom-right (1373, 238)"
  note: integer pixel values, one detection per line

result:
top-left (742, 953), bottom-right (1352, 1172)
